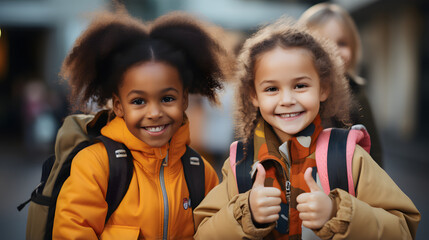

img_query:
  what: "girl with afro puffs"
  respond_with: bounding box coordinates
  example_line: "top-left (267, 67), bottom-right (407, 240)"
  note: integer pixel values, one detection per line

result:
top-left (53, 8), bottom-right (229, 239)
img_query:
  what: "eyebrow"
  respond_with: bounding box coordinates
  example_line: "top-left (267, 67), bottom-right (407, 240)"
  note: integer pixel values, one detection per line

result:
top-left (258, 79), bottom-right (277, 86)
top-left (126, 87), bottom-right (180, 97)
top-left (162, 87), bottom-right (180, 94)
top-left (258, 76), bottom-right (312, 86)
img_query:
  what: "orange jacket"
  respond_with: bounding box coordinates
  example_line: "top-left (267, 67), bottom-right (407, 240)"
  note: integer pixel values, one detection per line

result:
top-left (53, 116), bottom-right (219, 240)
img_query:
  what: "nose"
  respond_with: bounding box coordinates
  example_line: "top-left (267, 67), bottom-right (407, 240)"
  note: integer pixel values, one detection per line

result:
top-left (279, 90), bottom-right (296, 106)
top-left (146, 102), bottom-right (163, 119)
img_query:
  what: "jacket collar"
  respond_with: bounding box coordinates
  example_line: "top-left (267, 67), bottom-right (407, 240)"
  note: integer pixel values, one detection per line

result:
top-left (101, 116), bottom-right (190, 172)
top-left (253, 115), bottom-right (323, 165)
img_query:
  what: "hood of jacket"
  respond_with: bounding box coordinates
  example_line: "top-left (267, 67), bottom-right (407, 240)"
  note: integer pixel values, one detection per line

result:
top-left (100, 116), bottom-right (191, 174)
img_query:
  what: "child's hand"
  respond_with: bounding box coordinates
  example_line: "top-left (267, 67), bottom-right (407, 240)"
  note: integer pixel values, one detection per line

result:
top-left (296, 167), bottom-right (333, 229)
top-left (249, 163), bottom-right (282, 224)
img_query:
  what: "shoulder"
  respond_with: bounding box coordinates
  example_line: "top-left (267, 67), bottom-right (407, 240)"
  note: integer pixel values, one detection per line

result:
top-left (201, 157), bottom-right (215, 174)
top-left (221, 158), bottom-right (241, 197)
top-left (351, 144), bottom-right (384, 188)
top-left (200, 157), bottom-right (219, 192)
top-left (220, 158), bottom-right (234, 181)
top-left (72, 142), bottom-right (109, 176)
top-left (201, 157), bottom-right (216, 177)
top-left (352, 144), bottom-right (373, 166)
top-left (351, 144), bottom-right (373, 170)
top-left (59, 142), bottom-right (110, 201)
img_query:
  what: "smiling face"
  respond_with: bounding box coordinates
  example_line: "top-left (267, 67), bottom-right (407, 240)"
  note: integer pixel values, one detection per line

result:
top-left (113, 61), bottom-right (188, 148)
top-left (252, 46), bottom-right (328, 142)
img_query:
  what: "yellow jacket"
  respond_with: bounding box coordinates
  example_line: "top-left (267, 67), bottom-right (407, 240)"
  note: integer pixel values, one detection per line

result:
top-left (53, 116), bottom-right (219, 240)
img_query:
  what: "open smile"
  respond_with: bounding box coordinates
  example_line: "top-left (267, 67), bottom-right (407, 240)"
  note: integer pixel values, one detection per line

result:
top-left (143, 124), bottom-right (169, 135)
top-left (277, 112), bottom-right (303, 119)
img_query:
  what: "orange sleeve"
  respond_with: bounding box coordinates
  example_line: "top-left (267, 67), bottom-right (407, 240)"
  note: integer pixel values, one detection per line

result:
top-left (53, 143), bottom-right (109, 239)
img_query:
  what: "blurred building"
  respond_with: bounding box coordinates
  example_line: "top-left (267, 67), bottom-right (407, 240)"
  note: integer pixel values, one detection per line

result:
top-left (344, 0), bottom-right (429, 141)
top-left (0, 0), bottom-right (428, 239)
top-left (0, 0), bottom-right (427, 145)
top-left (0, 0), bottom-right (107, 149)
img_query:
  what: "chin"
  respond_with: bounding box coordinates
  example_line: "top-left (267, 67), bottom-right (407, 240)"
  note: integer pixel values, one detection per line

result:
top-left (147, 141), bottom-right (168, 148)
top-left (281, 127), bottom-right (301, 136)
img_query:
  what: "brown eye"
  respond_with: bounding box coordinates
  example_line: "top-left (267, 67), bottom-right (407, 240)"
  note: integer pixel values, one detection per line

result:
top-left (132, 98), bottom-right (145, 105)
top-left (295, 84), bottom-right (307, 89)
top-left (161, 96), bottom-right (175, 103)
top-left (264, 87), bottom-right (278, 92)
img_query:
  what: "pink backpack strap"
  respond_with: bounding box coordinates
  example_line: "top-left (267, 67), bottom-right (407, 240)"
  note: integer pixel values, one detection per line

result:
top-left (315, 129), bottom-right (332, 195)
top-left (229, 141), bottom-right (239, 182)
top-left (350, 124), bottom-right (371, 153)
top-left (315, 125), bottom-right (371, 197)
top-left (345, 125), bottom-right (371, 196)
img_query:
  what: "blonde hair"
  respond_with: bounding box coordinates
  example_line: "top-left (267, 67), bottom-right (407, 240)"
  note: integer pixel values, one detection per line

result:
top-left (298, 3), bottom-right (361, 76)
top-left (234, 17), bottom-right (351, 142)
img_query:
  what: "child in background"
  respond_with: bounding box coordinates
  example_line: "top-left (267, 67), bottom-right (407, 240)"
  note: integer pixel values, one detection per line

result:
top-left (193, 18), bottom-right (420, 239)
top-left (298, 3), bottom-right (383, 167)
top-left (53, 9), bottom-right (228, 239)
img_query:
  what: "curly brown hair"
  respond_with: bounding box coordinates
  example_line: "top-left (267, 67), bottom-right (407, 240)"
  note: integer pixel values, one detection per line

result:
top-left (235, 18), bottom-right (351, 143)
top-left (61, 10), bottom-right (229, 112)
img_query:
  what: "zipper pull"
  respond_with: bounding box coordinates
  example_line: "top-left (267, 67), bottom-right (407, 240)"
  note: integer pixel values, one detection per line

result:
top-left (286, 180), bottom-right (291, 203)
top-left (162, 150), bottom-right (169, 167)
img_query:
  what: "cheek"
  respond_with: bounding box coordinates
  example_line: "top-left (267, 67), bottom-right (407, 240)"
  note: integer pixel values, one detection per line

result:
top-left (259, 97), bottom-right (277, 112)
top-left (302, 93), bottom-right (321, 111)
top-left (172, 105), bottom-right (186, 122)
top-left (339, 47), bottom-right (352, 65)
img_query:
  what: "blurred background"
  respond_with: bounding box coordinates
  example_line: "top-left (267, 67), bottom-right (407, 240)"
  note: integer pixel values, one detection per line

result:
top-left (0, 0), bottom-right (428, 239)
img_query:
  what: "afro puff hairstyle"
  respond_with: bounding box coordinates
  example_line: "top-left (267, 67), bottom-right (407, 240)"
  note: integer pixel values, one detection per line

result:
top-left (61, 9), bottom-right (230, 112)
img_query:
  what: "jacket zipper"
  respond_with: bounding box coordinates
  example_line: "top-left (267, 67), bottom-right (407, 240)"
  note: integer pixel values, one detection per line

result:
top-left (278, 141), bottom-right (291, 203)
top-left (160, 151), bottom-right (169, 240)
top-left (261, 158), bottom-right (290, 203)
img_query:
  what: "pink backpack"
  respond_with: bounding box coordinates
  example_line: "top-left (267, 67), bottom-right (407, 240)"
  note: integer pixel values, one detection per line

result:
top-left (229, 125), bottom-right (371, 196)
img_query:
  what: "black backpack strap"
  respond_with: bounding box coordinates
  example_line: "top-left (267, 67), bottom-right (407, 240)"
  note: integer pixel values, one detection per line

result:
top-left (17, 154), bottom-right (56, 211)
top-left (326, 128), bottom-right (350, 193)
top-left (181, 145), bottom-right (205, 209)
top-left (46, 140), bottom-right (94, 240)
top-left (235, 141), bottom-right (254, 193)
top-left (97, 136), bottom-right (134, 223)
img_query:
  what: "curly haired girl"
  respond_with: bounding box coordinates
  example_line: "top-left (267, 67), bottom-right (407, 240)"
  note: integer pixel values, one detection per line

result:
top-left (193, 17), bottom-right (419, 240)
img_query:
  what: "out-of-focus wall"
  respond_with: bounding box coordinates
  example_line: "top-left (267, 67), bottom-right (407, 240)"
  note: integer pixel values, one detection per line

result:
top-left (1, 1), bottom-right (428, 239)
top-left (359, 4), bottom-right (422, 139)
top-left (0, 0), bottom-right (107, 89)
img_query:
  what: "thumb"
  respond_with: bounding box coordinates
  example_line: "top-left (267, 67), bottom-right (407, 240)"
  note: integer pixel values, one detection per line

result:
top-left (252, 163), bottom-right (266, 188)
top-left (304, 167), bottom-right (322, 192)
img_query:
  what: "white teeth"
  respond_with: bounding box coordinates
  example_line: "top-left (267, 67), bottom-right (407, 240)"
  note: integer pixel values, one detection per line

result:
top-left (280, 113), bottom-right (300, 118)
top-left (145, 125), bottom-right (165, 132)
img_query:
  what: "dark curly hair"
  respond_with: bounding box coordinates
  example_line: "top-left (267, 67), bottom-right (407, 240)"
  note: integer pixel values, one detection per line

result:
top-left (235, 17), bottom-right (351, 144)
top-left (61, 10), bottom-right (229, 112)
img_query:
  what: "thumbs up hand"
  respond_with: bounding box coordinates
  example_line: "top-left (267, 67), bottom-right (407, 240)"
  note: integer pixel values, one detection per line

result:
top-left (296, 167), bottom-right (334, 229)
top-left (249, 163), bottom-right (282, 224)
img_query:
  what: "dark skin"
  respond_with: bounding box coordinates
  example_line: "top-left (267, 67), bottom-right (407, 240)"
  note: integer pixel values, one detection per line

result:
top-left (113, 61), bottom-right (188, 148)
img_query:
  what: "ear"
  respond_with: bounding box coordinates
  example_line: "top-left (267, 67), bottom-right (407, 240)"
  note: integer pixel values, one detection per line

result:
top-left (251, 91), bottom-right (259, 108)
top-left (112, 94), bottom-right (124, 117)
top-left (320, 86), bottom-right (330, 102)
